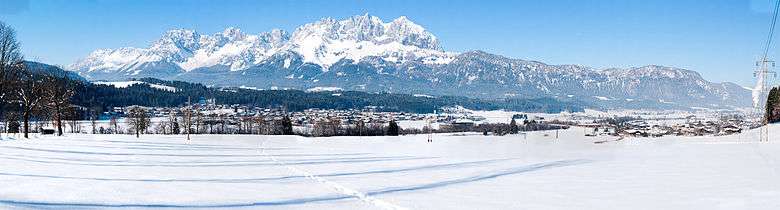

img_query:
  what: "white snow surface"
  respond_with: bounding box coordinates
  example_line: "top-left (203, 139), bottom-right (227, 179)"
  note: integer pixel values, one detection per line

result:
top-left (238, 85), bottom-right (261, 90)
top-left (412, 94), bottom-right (434, 98)
top-left (92, 81), bottom-right (145, 88)
top-left (147, 84), bottom-right (178, 92)
top-left (306, 87), bottom-right (343, 92)
top-left (2, 124), bottom-right (780, 209)
top-left (93, 81), bottom-right (178, 92)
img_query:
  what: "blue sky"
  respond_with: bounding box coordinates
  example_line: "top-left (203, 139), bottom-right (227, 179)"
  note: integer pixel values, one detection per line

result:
top-left (0, 0), bottom-right (778, 86)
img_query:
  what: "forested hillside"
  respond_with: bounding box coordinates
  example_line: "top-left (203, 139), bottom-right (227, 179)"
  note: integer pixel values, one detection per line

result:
top-left (73, 77), bottom-right (588, 113)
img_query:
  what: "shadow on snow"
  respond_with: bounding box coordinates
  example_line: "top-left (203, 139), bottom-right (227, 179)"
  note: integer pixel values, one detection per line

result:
top-left (0, 159), bottom-right (590, 208)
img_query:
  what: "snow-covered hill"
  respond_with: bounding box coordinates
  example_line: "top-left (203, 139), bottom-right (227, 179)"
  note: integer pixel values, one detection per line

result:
top-left (2, 125), bottom-right (780, 209)
top-left (69, 14), bottom-right (751, 110)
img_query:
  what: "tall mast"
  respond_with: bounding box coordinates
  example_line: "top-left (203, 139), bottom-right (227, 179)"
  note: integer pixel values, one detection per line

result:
top-left (754, 0), bottom-right (780, 142)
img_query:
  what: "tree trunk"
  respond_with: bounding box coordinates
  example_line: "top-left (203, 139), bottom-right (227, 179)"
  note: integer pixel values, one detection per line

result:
top-left (56, 107), bottom-right (63, 136)
top-left (57, 118), bottom-right (63, 136)
top-left (23, 111), bottom-right (29, 139)
top-left (0, 109), bottom-right (4, 139)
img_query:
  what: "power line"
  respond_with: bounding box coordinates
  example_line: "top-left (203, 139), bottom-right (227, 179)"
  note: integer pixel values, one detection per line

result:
top-left (756, 0), bottom-right (780, 142)
top-left (763, 0), bottom-right (780, 60)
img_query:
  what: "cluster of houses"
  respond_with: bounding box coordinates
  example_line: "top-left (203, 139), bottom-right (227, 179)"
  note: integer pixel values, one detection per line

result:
top-left (104, 99), bottom-right (759, 138)
top-left (108, 101), bottom-right (432, 130)
top-left (665, 117), bottom-right (749, 136)
top-left (581, 116), bottom-right (752, 138)
top-left (107, 97), bottom-right (533, 128)
top-left (290, 108), bottom-right (428, 126)
top-left (102, 99), bottom-right (558, 136)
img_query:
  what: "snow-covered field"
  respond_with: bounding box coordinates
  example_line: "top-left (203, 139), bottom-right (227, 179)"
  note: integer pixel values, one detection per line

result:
top-left (1, 125), bottom-right (780, 209)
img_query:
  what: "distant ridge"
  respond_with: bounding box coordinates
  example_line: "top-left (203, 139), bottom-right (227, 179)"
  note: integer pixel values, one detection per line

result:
top-left (69, 14), bottom-right (751, 110)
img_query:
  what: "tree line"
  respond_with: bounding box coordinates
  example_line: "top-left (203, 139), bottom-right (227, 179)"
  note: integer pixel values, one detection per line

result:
top-left (107, 105), bottom-right (401, 138)
top-left (70, 77), bottom-right (587, 115)
top-left (1, 21), bottom-right (80, 139)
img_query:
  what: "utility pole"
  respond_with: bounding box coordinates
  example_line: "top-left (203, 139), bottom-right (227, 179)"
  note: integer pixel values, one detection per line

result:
top-left (186, 97), bottom-right (192, 141)
top-left (427, 118), bottom-right (433, 143)
top-left (754, 0), bottom-right (780, 142)
top-left (754, 58), bottom-right (776, 142)
top-left (427, 110), bottom-right (435, 143)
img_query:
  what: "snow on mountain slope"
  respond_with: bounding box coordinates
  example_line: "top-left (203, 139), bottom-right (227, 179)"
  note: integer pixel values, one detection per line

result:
top-left (70, 14), bottom-right (451, 75)
top-left (93, 81), bottom-right (178, 92)
top-left (285, 14), bottom-right (453, 69)
top-left (72, 28), bottom-right (290, 74)
top-left (422, 51), bottom-right (751, 109)
top-left (306, 86), bottom-right (343, 92)
top-left (92, 81), bottom-right (145, 88)
top-left (69, 14), bottom-right (751, 110)
top-left (178, 28), bottom-right (289, 71)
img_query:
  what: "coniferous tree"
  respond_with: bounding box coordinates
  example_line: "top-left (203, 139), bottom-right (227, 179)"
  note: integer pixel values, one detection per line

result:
top-left (89, 110), bottom-right (97, 134)
top-left (767, 87), bottom-right (780, 124)
top-left (281, 116), bottom-right (293, 135)
top-left (387, 120), bottom-right (400, 136)
top-left (7, 120), bottom-right (19, 134)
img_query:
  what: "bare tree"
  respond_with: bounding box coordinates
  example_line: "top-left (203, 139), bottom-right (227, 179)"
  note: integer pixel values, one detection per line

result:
top-left (43, 76), bottom-right (75, 136)
top-left (219, 113), bottom-right (227, 134)
top-left (181, 105), bottom-right (193, 140)
top-left (127, 106), bottom-right (150, 138)
top-left (313, 119), bottom-right (336, 137)
top-left (195, 111), bottom-right (203, 134)
top-left (109, 115), bottom-right (118, 134)
top-left (168, 109), bottom-right (179, 135)
top-left (0, 21), bottom-right (23, 77)
top-left (0, 21), bottom-right (24, 138)
top-left (207, 113), bottom-right (216, 134)
top-left (239, 116), bottom-right (252, 134)
top-left (329, 117), bottom-right (341, 136)
top-left (0, 63), bottom-right (23, 138)
top-left (254, 116), bottom-right (266, 135)
top-left (65, 107), bottom-right (81, 134)
top-left (153, 121), bottom-right (166, 134)
top-left (16, 72), bottom-right (48, 138)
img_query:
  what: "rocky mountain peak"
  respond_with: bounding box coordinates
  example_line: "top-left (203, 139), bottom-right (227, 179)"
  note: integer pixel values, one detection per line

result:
top-left (67, 15), bottom-right (751, 110)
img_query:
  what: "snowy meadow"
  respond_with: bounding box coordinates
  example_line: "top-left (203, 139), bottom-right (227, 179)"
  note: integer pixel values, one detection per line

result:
top-left (1, 125), bottom-right (779, 209)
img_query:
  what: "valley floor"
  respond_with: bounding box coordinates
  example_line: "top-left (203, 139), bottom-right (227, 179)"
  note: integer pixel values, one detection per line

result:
top-left (1, 125), bottom-right (779, 209)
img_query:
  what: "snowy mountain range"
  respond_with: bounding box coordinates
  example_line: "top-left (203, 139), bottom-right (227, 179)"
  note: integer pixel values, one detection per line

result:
top-left (69, 14), bottom-right (751, 110)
